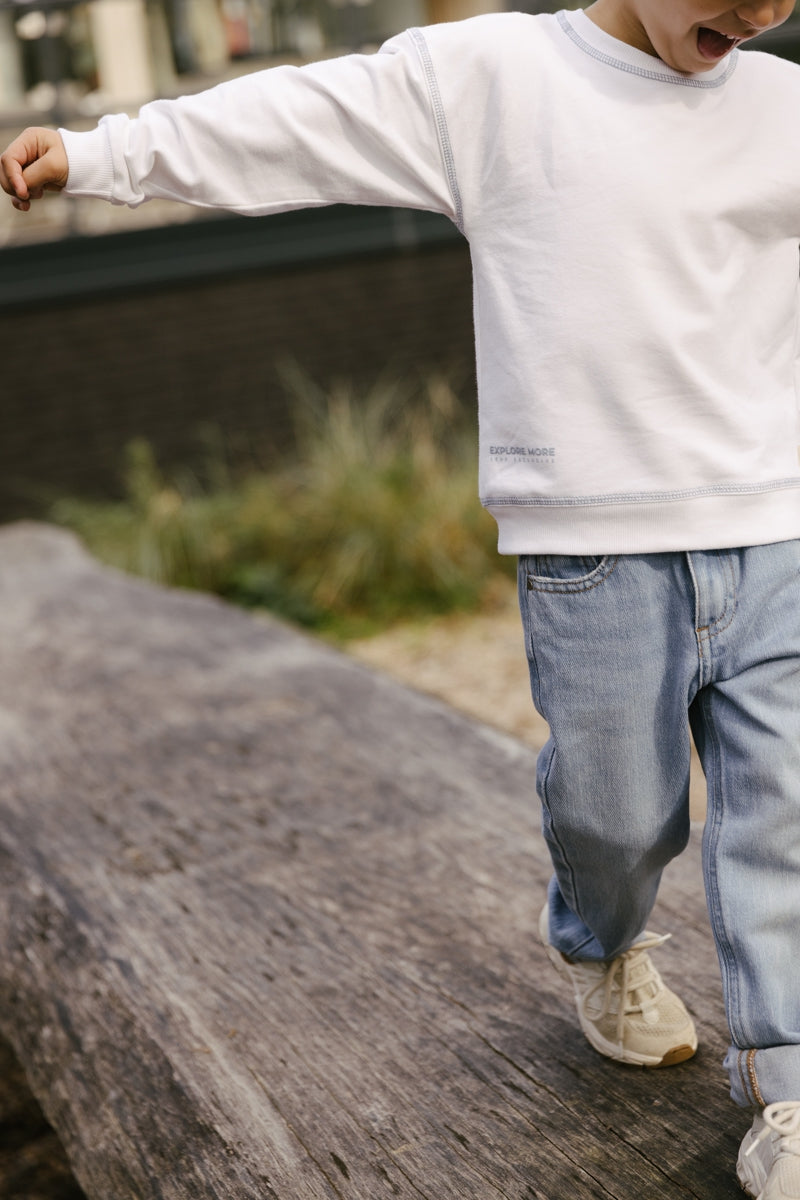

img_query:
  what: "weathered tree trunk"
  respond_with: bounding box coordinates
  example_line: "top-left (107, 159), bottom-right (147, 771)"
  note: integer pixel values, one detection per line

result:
top-left (0, 1032), bottom-right (86, 1198)
top-left (0, 524), bottom-right (744, 1199)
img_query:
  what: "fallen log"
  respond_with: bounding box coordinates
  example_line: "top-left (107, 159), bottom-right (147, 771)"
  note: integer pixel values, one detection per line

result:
top-left (0, 523), bottom-right (744, 1199)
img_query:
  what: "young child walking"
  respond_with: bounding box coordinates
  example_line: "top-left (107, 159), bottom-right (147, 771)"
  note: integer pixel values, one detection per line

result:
top-left (4, 1), bottom-right (800, 1194)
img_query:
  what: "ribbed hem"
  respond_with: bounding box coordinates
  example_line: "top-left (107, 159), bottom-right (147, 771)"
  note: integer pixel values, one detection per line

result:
top-left (61, 124), bottom-right (116, 201)
top-left (487, 485), bottom-right (800, 555)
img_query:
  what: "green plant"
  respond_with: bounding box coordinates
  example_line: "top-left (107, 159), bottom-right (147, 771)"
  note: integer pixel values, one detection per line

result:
top-left (50, 372), bottom-right (513, 637)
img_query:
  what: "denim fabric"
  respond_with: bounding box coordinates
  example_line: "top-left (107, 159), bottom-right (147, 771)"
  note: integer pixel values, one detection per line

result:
top-left (518, 543), bottom-right (800, 1107)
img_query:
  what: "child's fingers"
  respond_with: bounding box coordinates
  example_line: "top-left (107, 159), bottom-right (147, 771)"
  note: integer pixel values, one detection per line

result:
top-left (0, 138), bottom-right (29, 200)
top-left (0, 127), bottom-right (68, 207)
top-left (23, 142), bottom-right (69, 195)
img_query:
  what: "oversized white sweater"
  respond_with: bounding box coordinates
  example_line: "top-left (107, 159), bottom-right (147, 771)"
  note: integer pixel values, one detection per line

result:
top-left (62, 8), bottom-right (800, 555)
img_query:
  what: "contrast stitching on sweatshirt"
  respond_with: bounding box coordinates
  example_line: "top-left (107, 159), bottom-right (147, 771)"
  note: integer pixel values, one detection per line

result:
top-left (557, 10), bottom-right (738, 89)
top-left (408, 27), bottom-right (465, 232)
top-left (483, 477), bottom-right (800, 508)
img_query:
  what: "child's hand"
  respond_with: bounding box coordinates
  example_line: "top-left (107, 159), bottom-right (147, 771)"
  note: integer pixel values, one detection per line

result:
top-left (0, 128), bottom-right (69, 212)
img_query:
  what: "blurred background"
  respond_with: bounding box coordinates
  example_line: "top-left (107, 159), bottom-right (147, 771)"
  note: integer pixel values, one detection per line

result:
top-left (0, 0), bottom-right (798, 636)
top-left (0, 0), bottom-right (597, 640)
top-left (0, 0), bottom-right (581, 510)
top-left (1, 0), bottom-right (799, 625)
top-left (1, 8), bottom-right (799, 1190)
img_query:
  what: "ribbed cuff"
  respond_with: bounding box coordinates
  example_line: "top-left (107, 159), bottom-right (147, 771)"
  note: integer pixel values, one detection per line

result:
top-left (60, 123), bottom-right (115, 201)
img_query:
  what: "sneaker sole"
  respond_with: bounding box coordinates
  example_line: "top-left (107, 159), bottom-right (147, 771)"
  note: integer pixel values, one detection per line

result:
top-left (736, 1166), bottom-right (759, 1198)
top-left (655, 1044), bottom-right (697, 1067)
top-left (736, 1136), bottom-right (765, 1199)
top-left (576, 1003), bottom-right (697, 1068)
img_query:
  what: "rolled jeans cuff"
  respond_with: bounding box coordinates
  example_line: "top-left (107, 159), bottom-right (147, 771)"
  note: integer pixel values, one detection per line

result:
top-left (726, 1045), bottom-right (800, 1108)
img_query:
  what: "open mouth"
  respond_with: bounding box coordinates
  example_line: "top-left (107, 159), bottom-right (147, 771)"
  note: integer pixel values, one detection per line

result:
top-left (697, 27), bottom-right (742, 59)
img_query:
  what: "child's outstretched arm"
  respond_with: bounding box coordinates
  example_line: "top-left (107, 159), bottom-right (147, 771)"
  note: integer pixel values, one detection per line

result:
top-left (0, 127), bottom-right (69, 211)
top-left (0, 33), bottom-right (464, 227)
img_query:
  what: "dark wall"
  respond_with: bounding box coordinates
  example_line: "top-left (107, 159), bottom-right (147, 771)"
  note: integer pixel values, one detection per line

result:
top-left (0, 214), bottom-right (474, 518)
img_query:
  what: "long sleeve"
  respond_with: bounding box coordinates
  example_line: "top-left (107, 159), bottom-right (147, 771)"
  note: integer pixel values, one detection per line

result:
top-left (61, 29), bottom-right (460, 224)
top-left (54, 7), bottom-right (800, 558)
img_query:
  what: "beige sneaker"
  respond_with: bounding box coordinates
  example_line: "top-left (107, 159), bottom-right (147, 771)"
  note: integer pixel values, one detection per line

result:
top-left (539, 905), bottom-right (697, 1067)
top-left (738, 1102), bottom-right (800, 1199)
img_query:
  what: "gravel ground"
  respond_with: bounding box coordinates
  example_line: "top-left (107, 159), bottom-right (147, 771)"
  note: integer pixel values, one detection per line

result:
top-left (349, 581), bottom-right (543, 748)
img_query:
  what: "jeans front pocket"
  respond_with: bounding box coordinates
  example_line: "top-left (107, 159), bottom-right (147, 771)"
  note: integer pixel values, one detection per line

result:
top-left (521, 554), bottom-right (618, 595)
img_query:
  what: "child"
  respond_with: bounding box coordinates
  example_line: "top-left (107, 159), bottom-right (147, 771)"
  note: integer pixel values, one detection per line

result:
top-left (3, 1), bottom-right (800, 1193)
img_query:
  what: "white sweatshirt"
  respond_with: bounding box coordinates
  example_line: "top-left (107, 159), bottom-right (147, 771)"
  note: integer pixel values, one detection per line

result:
top-left (61, 8), bottom-right (800, 555)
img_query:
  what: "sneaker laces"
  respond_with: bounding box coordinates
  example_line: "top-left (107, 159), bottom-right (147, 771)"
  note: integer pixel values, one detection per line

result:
top-left (745, 1103), bottom-right (800, 1161)
top-left (578, 932), bottom-right (671, 1046)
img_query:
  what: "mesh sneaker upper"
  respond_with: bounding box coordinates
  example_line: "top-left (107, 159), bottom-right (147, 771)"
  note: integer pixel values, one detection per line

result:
top-left (539, 906), bottom-right (697, 1066)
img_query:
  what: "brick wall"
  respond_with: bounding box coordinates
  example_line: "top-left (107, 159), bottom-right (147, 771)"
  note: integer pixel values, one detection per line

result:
top-left (0, 238), bottom-right (474, 518)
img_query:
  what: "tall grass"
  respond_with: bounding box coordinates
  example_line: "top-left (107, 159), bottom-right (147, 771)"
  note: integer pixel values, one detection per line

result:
top-left (50, 371), bottom-right (512, 637)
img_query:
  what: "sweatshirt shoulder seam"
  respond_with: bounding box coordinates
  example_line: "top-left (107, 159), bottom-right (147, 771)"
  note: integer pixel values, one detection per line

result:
top-left (407, 27), bottom-right (465, 232)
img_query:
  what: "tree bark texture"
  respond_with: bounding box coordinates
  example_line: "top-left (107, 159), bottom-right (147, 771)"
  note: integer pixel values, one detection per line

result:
top-left (0, 524), bottom-right (746, 1199)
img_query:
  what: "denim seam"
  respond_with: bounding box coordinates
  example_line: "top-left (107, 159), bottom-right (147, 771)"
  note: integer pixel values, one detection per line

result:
top-left (528, 554), bottom-right (607, 586)
top-left (519, 560), bottom-right (545, 717)
top-left (747, 1050), bottom-right (766, 1107)
top-left (523, 569), bottom-right (581, 935)
top-left (737, 1051), bottom-right (752, 1105)
top-left (700, 687), bottom-right (745, 1047)
top-left (696, 554), bottom-right (738, 641)
top-left (556, 10), bottom-right (738, 89)
top-left (695, 554), bottom-right (738, 648)
top-left (685, 552), bottom-right (707, 687)
top-left (526, 556), bottom-right (620, 595)
top-left (538, 740), bottom-right (583, 942)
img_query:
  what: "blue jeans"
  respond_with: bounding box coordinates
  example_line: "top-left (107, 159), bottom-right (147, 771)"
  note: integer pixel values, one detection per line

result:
top-left (518, 543), bottom-right (800, 1107)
